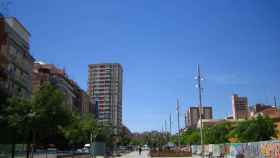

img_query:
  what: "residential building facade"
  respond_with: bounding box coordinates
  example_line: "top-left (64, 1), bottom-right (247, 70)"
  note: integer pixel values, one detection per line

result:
top-left (0, 17), bottom-right (34, 98)
top-left (32, 62), bottom-right (92, 113)
top-left (232, 94), bottom-right (249, 120)
top-left (186, 106), bottom-right (213, 128)
top-left (88, 63), bottom-right (123, 133)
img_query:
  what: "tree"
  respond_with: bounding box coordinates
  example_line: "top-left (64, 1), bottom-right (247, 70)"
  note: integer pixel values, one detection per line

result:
top-left (228, 115), bottom-right (276, 143)
top-left (204, 123), bottom-right (232, 144)
top-left (4, 97), bottom-right (34, 158)
top-left (29, 84), bottom-right (72, 154)
top-left (180, 128), bottom-right (201, 145)
top-left (96, 124), bottom-right (114, 149)
top-left (62, 112), bottom-right (101, 148)
top-left (4, 84), bottom-right (73, 158)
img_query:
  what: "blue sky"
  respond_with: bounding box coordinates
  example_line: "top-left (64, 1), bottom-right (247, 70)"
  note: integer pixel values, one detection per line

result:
top-left (10, 0), bottom-right (280, 133)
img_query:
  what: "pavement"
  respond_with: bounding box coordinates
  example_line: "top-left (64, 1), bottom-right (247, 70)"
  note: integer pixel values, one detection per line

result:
top-left (119, 151), bottom-right (150, 158)
top-left (118, 151), bottom-right (192, 158)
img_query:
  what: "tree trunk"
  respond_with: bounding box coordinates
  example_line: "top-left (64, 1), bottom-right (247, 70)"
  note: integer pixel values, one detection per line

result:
top-left (26, 143), bottom-right (30, 158)
top-left (31, 130), bottom-right (36, 158)
top-left (11, 142), bottom-right (15, 158)
top-left (11, 130), bottom-right (16, 158)
top-left (26, 130), bottom-right (32, 158)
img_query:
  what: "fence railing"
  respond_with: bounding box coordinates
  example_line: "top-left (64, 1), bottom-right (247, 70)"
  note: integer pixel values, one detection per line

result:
top-left (0, 145), bottom-right (90, 158)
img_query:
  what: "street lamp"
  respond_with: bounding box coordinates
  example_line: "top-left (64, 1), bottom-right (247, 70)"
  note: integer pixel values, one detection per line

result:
top-left (195, 64), bottom-right (204, 158)
top-left (90, 126), bottom-right (102, 158)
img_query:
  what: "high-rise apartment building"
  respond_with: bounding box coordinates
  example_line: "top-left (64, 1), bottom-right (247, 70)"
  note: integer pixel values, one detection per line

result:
top-left (232, 94), bottom-right (249, 120)
top-left (88, 63), bottom-right (123, 132)
top-left (0, 17), bottom-right (34, 98)
top-left (186, 106), bottom-right (213, 128)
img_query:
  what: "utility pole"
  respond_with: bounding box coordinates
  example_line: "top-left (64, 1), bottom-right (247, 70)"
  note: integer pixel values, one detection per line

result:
top-left (176, 99), bottom-right (181, 148)
top-left (169, 113), bottom-right (172, 134)
top-left (164, 120), bottom-right (168, 141)
top-left (274, 96), bottom-right (278, 112)
top-left (165, 120), bottom-right (167, 133)
top-left (169, 113), bottom-right (172, 142)
top-left (196, 64), bottom-right (204, 158)
top-left (274, 96), bottom-right (277, 107)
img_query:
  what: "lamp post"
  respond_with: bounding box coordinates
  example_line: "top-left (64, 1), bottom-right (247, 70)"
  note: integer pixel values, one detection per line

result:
top-left (195, 64), bottom-right (204, 158)
top-left (90, 131), bottom-right (97, 158)
top-left (176, 99), bottom-right (181, 148)
top-left (25, 111), bottom-right (37, 158)
top-left (90, 126), bottom-right (101, 158)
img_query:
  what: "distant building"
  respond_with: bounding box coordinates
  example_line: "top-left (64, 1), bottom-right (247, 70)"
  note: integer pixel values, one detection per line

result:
top-left (32, 62), bottom-right (74, 110)
top-left (80, 90), bottom-right (92, 113)
top-left (232, 94), bottom-right (249, 120)
top-left (121, 124), bottom-right (132, 138)
top-left (255, 103), bottom-right (275, 113)
top-left (186, 106), bottom-right (213, 128)
top-left (0, 17), bottom-right (34, 98)
top-left (226, 115), bottom-right (234, 120)
top-left (32, 62), bottom-right (92, 113)
top-left (197, 118), bottom-right (245, 129)
top-left (88, 63), bottom-right (123, 133)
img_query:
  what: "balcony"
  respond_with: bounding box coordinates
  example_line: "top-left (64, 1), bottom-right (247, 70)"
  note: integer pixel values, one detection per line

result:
top-left (0, 50), bottom-right (8, 80)
top-left (0, 68), bottom-right (8, 80)
top-left (0, 55), bottom-right (8, 80)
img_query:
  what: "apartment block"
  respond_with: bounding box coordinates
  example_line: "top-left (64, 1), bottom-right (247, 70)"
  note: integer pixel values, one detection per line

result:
top-left (232, 94), bottom-right (249, 120)
top-left (0, 17), bottom-right (34, 98)
top-left (32, 62), bottom-right (92, 113)
top-left (186, 106), bottom-right (213, 128)
top-left (88, 63), bottom-right (123, 132)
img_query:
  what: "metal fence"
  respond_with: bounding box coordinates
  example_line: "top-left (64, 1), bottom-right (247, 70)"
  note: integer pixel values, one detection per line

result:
top-left (0, 142), bottom-right (109, 158)
top-left (192, 140), bottom-right (280, 158)
top-left (0, 144), bottom-right (90, 158)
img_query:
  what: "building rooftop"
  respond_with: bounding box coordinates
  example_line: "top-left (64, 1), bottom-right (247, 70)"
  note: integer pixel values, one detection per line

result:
top-left (0, 17), bottom-right (31, 35)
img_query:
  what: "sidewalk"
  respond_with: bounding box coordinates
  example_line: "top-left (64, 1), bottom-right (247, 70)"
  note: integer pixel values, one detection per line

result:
top-left (119, 151), bottom-right (150, 158)
top-left (119, 151), bottom-right (192, 158)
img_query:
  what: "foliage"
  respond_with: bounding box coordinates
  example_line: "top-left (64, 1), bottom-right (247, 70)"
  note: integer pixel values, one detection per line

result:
top-left (204, 123), bottom-right (232, 144)
top-left (62, 112), bottom-right (99, 145)
top-left (180, 128), bottom-right (201, 145)
top-left (130, 131), bottom-right (168, 148)
top-left (96, 125), bottom-right (114, 148)
top-left (1, 83), bottom-right (115, 150)
top-left (3, 84), bottom-right (72, 145)
top-left (180, 116), bottom-right (276, 145)
top-left (4, 97), bottom-right (34, 142)
top-left (229, 115), bottom-right (276, 143)
top-left (118, 134), bottom-right (131, 146)
top-left (130, 138), bottom-right (144, 146)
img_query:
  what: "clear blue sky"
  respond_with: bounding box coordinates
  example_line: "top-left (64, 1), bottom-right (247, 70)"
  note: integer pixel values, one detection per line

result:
top-left (11, 0), bottom-right (280, 133)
